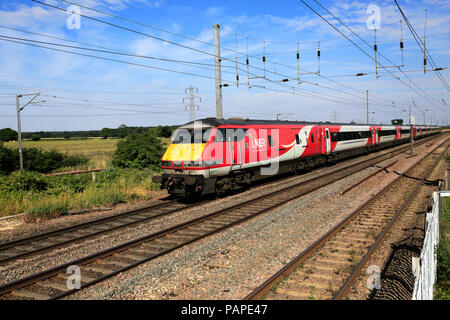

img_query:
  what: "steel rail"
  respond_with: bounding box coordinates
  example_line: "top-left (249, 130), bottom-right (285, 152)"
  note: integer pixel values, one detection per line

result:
top-left (0, 199), bottom-right (208, 264)
top-left (0, 135), bottom-right (437, 265)
top-left (245, 137), bottom-right (448, 300)
top-left (333, 144), bottom-right (447, 299)
top-left (0, 135), bottom-right (442, 299)
top-left (0, 137), bottom-right (440, 299)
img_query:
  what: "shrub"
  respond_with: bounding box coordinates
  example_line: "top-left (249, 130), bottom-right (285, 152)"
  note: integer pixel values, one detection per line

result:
top-left (111, 132), bottom-right (164, 170)
top-left (0, 144), bottom-right (18, 174)
top-left (0, 128), bottom-right (18, 142)
top-left (26, 198), bottom-right (70, 220)
top-left (0, 171), bottom-right (48, 192)
top-left (0, 146), bottom-right (89, 174)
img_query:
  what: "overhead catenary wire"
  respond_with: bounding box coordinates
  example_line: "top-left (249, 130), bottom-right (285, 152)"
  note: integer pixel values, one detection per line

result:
top-left (31, 0), bottom-right (390, 105)
top-left (0, 37), bottom-right (237, 84)
top-left (311, 0), bottom-right (447, 111)
top-left (301, 0), bottom-right (444, 113)
top-left (0, 28), bottom-right (238, 72)
top-left (393, 0), bottom-right (450, 91)
top-left (8, 0), bottom-right (443, 123)
top-left (0, 29), bottom-right (394, 112)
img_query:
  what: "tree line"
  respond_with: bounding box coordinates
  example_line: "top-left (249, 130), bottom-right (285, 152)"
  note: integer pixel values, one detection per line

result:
top-left (0, 124), bottom-right (179, 142)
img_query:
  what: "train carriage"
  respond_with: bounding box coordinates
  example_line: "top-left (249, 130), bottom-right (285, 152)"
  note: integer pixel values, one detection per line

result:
top-left (153, 118), bottom-right (440, 197)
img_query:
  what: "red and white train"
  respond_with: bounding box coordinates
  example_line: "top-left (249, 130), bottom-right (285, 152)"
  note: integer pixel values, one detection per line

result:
top-left (153, 118), bottom-right (440, 196)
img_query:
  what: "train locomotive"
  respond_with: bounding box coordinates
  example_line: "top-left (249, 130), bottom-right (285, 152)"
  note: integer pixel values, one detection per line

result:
top-left (152, 118), bottom-right (440, 197)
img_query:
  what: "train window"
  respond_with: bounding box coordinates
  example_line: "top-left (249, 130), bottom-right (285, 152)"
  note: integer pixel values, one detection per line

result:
top-left (172, 129), bottom-right (212, 144)
top-left (268, 135), bottom-right (274, 147)
top-left (214, 128), bottom-right (248, 142)
top-left (326, 130), bottom-right (329, 139)
top-left (310, 134), bottom-right (314, 143)
top-left (214, 128), bottom-right (226, 142)
top-left (295, 134), bottom-right (300, 144)
top-left (331, 132), bottom-right (338, 142)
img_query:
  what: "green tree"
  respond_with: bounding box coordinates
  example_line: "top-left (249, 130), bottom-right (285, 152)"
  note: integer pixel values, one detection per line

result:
top-left (0, 144), bottom-right (18, 174)
top-left (31, 134), bottom-right (41, 141)
top-left (101, 128), bottom-right (112, 139)
top-left (111, 132), bottom-right (164, 170)
top-left (117, 124), bottom-right (128, 138)
top-left (0, 128), bottom-right (18, 142)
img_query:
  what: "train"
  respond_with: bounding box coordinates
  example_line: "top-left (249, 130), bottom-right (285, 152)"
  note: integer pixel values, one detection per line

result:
top-left (152, 118), bottom-right (441, 197)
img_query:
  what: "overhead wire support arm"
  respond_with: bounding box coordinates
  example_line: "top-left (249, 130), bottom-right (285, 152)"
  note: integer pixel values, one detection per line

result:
top-left (16, 92), bottom-right (45, 171)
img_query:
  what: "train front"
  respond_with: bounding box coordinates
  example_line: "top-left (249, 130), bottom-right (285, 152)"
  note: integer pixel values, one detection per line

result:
top-left (152, 120), bottom-right (222, 197)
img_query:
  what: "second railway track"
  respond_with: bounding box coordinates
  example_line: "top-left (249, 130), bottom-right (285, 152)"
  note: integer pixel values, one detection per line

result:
top-left (245, 138), bottom-right (448, 300)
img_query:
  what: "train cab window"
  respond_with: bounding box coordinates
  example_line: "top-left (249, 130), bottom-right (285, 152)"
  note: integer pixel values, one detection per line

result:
top-left (214, 128), bottom-right (226, 142)
top-left (295, 134), bottom-right (300, 144)
top-left (310, 134), bottom-right (314, 143)
top-left (172, 128), bottom-right (212, 144)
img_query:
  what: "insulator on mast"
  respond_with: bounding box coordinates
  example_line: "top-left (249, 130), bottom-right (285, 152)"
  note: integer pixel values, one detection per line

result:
top-left (235, 33), bottom-right (239, 88)
top-left (297, 42), bottom-right (300, 85)
top-left (246, 36), bottom-right (250, 89)
top-left (317, 41), bottom-right (321, 75)
top-left (424, 9), bottom-right (428, 74)
top-left (400, 20), bottom-right (404, 66)
top-left (374, 30), bottom-right (378, 78)
top-left (262, 40), bottom-right (266, 78)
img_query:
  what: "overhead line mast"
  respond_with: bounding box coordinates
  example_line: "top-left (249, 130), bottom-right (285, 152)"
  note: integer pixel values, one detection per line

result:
top-left (213, 24), bottom-right (223, 120)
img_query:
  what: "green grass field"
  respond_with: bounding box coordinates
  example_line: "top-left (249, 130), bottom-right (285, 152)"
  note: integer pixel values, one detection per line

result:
top-left (5, 138), bottom-right (119, 172)
top-left (1, 136), bottom-right (172, 218)
top-left (4, 137), bottom-right (171, 173)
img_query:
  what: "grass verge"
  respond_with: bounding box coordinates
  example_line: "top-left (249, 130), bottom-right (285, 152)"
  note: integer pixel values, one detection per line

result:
top-left (434, 196), bottom-right (450, 300)
top-left (0, 168), bottom-right (161, 221)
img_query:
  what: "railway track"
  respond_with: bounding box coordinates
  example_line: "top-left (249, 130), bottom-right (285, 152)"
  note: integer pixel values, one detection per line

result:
top-left (245, 138), bottom-right (448, 301)
top-left (0, 135), bottom-right (444, 300)
top-left (0, 135), bottom-right (439, 266)
top-left (0, 199), bottom-right (207, 265)
top-left (0, 135), bottom-right (440, 268)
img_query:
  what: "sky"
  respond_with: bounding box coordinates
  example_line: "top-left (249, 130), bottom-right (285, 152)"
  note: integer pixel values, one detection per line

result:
top-left (0, 0), bottom-right (449, 132)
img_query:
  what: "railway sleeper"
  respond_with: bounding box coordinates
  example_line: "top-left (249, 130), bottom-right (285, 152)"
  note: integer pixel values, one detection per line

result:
top-left (58, 273), bottom-right (96, 284)
top-left (116, 253), bottom-right (147, 261)
top-left (11, 289), bottom-right (49, 300)
top-left (82, 265), bottom-right (112, 275)
top-left (294, 270), bottom-right (336, 281)
top-left (37, 280), bottom-right (68, 292)
top-left (274, 287), bottom-right (317, 299)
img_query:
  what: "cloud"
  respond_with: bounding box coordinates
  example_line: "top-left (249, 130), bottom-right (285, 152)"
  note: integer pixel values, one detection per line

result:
top-left (204, 6), bottom-right (226, 17)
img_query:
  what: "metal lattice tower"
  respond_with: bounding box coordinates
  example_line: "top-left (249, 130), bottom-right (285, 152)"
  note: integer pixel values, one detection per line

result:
top-left (183, 86), bottom-right (201, 122)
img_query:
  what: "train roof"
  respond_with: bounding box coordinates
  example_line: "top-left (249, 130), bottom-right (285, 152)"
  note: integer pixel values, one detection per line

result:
top-left (185, 118), bottom-right (437, 128)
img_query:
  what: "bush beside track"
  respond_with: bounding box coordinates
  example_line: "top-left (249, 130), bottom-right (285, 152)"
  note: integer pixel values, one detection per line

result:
top-left (0, 131), bottom-right (166, 220)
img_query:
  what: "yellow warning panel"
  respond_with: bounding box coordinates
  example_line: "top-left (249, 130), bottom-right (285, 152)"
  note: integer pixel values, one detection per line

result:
top-left (162, 144), bottom-right (206, 162)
